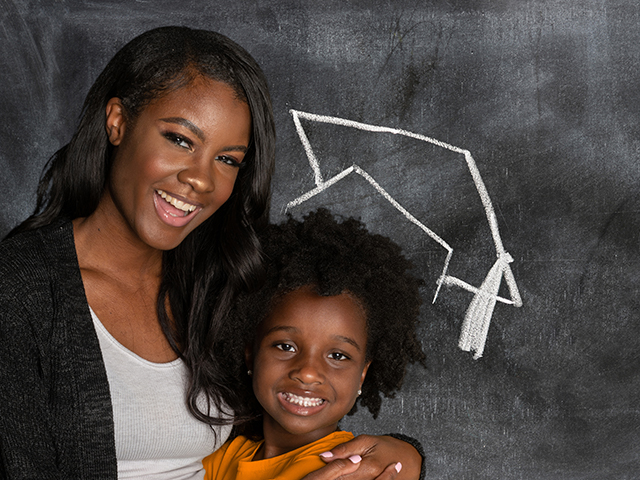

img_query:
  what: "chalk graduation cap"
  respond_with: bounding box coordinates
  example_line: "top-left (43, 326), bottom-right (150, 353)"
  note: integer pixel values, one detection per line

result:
top-left (285, 109), bottom-right (523, 359)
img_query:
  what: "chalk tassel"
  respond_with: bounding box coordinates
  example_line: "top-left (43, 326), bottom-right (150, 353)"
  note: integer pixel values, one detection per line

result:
top-left (458, 257), bottom-right (505, 359)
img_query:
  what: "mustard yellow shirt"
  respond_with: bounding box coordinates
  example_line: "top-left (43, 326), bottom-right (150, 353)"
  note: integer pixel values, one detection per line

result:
top-left (203, 430), bottom-right (354, 480)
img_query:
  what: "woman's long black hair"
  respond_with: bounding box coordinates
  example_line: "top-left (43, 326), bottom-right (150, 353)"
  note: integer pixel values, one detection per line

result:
top-left (10, 26), bottom-right (275, 427)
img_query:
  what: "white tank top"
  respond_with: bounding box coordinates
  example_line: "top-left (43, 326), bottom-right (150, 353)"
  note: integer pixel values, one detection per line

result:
top-left (91, 308), bottom-right (231, 479)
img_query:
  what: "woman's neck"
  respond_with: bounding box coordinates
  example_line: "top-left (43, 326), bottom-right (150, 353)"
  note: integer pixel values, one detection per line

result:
top-left (72, 197), bottom-right (177, 363)
top-left (73, 199), bottom-right (163, 282)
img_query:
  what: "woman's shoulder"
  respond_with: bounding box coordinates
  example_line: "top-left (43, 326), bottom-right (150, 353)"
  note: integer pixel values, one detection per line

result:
top-left (0, 219), bottom-right (75, 273)
top-left (0, 219), bottom-right (77, 308)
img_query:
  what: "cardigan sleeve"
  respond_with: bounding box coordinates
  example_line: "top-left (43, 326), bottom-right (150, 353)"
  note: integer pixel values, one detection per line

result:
top-left (0, 285), bottom-right (63, 479)
top-left (385, 433), bottom-right (425, 480)
top-left (0, 222), bottom-right (117, 479)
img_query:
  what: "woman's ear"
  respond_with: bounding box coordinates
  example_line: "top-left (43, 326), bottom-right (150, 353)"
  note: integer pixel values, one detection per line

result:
top-left (105, 97), bottom-right (126, 146)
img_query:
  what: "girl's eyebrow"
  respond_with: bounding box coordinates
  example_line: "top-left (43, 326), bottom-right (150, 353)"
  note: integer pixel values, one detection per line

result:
top-left (264, 325), bottom-right (363, 352)
top-left (263, 325), bottom-right (298, 336)
top-left (333, 335), bottom-right (362, 352)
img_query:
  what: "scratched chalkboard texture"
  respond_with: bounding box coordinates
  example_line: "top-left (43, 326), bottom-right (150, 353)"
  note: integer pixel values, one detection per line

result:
top-left (1, 1), bottom-right (638, 478)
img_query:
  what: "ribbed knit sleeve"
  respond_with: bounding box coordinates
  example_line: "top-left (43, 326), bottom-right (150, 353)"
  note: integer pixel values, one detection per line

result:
top-left (0, 221), bottom-right (117, 479)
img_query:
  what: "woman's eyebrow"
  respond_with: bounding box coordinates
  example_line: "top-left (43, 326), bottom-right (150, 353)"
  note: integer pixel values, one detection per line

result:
top-left (160, 117), bottom-right (205, 141)
top-left (160, 116), bottom-right (248, 153)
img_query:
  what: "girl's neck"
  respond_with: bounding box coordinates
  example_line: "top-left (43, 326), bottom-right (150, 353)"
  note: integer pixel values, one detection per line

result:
top-left (255, 416), bottom-right (339, 461)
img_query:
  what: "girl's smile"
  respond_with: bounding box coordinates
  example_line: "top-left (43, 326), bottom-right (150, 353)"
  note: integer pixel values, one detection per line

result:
top-left (280, 391), bottom-right (325, 409)
top-left (248, 286), bottom-right (370, 458)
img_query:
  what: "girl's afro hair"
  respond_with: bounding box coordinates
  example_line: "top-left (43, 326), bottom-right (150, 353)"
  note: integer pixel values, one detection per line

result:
top-left (216, 208), bottom-right (426, 425)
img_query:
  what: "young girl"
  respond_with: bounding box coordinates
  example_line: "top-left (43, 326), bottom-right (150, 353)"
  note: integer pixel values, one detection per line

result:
top-left (204, 209), bottom-right (426, 480)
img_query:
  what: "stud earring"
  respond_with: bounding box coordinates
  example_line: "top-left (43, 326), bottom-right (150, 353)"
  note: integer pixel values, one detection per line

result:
top-left (247, 370), bottom-right (252, 376)
top-left (357, 389), bottom-right (362, 396)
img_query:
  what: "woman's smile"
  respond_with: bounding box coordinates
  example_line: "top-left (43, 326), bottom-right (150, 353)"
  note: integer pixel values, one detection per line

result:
top-left (153, 189), bottom-right (202, 228)
top-left (102, 77), bottom-right (252, 251)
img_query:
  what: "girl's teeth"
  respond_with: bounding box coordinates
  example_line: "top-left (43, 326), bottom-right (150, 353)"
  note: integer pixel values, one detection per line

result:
top-left (157, 190), bottom-right (197, 213)
top-left (284, 393), bottom-right (324, 407)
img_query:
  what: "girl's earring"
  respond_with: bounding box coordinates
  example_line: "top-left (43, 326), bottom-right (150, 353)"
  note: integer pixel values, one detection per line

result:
top-left (357, 389), bottom-right (362, 396)
top-left (247, 370), bottom-right (253, 376)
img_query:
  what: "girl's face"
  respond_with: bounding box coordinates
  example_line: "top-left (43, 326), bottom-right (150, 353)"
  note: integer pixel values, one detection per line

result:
top-left (102, 77), bottom-right (252, 251)
top-left (248, 286), bottom-right (370, 452)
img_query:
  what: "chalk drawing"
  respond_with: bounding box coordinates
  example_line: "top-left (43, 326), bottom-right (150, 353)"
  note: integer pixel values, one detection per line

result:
top-left (286, 109), bottom-right (523, 359)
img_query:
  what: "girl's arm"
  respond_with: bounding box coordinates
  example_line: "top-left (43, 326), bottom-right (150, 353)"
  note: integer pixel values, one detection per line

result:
top-left (301, 434), bottom-right (423, 480)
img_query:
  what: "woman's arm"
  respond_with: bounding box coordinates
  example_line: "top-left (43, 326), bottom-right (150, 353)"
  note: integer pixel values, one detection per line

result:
top-left (0, 300), bottom-right (62, 478)
top-left (302, 434), bottom-right (423, 480)
top-left (0, 225), bottom-right (116, 479)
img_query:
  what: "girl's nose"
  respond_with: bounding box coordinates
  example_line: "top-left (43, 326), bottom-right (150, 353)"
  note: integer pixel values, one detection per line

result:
top-left (290, 355), bottom-right (324, 385)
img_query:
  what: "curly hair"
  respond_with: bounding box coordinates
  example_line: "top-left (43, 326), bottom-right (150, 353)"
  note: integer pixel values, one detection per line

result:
top-left (216, 208), bottom-right (426, 435)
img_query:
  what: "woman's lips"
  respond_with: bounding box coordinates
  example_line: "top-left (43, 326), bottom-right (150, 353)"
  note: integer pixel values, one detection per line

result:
top-left (153, 190), bottom-right (202, 228)
top-left (278, 391), bottom-right (327, 416)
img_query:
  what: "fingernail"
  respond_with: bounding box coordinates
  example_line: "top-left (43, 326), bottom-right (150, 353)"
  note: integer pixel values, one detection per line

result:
top-left (320, 451), bottom-right (333, 459)
top-left (395, 462), bottom-right (402, 473)
top-left (349, 455), bottom-right (362, 464)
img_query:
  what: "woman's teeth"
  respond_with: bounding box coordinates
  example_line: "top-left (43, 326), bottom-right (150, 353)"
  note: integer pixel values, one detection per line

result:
top-left (283, 392), bottom-right (324, 408)
top-left (156, 190), bottom-right (197, 215)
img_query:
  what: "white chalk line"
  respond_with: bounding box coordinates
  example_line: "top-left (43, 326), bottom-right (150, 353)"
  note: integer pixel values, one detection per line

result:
top-left (292, 112), bottom-right (324, 185)
top-left (286, 166), bottom-right (354, 208)
top-left (440, 274), bottom-right (517, 306)
top-left (292, 110), bottom-right (468, 156)
top-left (287, 109), bottom-right (522, 358)
top-left (286, 163), bottom-right (454, 303)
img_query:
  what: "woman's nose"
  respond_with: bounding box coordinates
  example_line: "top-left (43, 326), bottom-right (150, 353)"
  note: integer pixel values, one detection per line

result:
top-left (177, 157), bottom-right (215, 193)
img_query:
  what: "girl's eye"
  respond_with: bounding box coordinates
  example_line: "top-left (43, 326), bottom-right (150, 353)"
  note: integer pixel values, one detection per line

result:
top-left (275, 343), bottom-right (296, 353)
top-left (329, 352), bottom-right (349, 361)
top-left (216, 155), bottom-right (242, 168)
top-left (164, 132), bottom-right (192, 150)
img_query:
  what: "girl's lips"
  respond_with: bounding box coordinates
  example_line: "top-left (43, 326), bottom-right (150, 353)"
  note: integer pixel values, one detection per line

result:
top-left (153, 190), bottom-right (202, 228)
top-left (277, 392), bottom-right (327, 417)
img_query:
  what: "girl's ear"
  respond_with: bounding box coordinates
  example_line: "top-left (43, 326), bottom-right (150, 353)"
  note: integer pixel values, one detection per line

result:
top-left (244, 345), bottom-right (254, 372)
top-left (360, 360), bottom-right (372, 387)
top-left (105, 97), bottom-right (126, 146)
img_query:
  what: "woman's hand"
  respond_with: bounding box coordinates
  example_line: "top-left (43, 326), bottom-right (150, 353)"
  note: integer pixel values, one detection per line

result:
top-left (301, 434), bottom-right (422, 480)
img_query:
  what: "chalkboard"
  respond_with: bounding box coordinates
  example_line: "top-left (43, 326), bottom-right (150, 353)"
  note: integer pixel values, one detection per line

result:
top-left (1, 1), bottom-right (638, 478)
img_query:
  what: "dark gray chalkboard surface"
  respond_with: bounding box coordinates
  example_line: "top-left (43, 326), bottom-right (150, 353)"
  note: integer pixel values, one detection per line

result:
top-left (1, 1), bottom-right (638, 478)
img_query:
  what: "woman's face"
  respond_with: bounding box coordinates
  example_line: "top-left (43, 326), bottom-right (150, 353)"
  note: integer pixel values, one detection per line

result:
top-left (103, 77), bottom-right (252, 251)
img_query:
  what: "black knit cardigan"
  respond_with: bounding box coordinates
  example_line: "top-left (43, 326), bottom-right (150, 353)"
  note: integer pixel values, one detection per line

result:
top-left (0, 220), bottom-right (117, 479)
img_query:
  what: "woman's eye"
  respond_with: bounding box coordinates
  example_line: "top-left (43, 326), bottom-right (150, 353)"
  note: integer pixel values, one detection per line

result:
top-left (275, 343), bottom-right (296, 353)
top-left (329, 352), bottom-right (349, 361)
top-left (216, 155), bottom-right (241, 167)
top-left (164, 132), bottom-right (192, 150)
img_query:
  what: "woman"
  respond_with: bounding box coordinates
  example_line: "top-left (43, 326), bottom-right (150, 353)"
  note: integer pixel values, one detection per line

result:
top-left (0, 26), bottom-right (422, 479)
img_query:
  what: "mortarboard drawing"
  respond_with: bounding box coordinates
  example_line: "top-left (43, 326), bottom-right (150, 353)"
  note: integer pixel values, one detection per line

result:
top-left (286, 109), bottom-right (523, 359)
